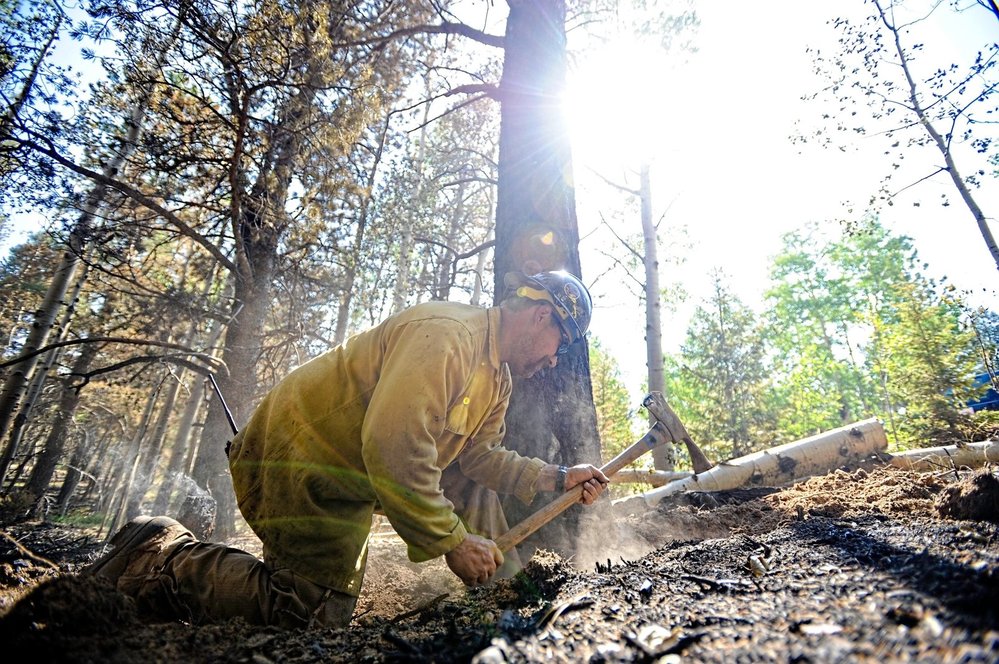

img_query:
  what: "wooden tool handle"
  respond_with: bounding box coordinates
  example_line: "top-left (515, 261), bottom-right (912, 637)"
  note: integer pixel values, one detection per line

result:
top-left (493, 424), bottom-right (669, 553)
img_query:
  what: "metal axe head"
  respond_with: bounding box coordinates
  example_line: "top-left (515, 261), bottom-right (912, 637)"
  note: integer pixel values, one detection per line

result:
top-left (642, 392), bottom-right (690, 442)
top-left (642, 391), bottom-right (714, 473)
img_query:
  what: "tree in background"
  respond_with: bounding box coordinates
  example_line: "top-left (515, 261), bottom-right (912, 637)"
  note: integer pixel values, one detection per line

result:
top-left (0, 0), bottom-right (610, 544)
top-left (663, 218), bottom-right (990, 454)
top-left (871, 279), bottom-right (979, 445)
top-left (588, 338), bottom-right (638, 462)
top-left (823, 217), bottom-right (981, 445)
top-left (665, 271), bottom-right (776, 461)
top-left (765, 223), bottom-right (872, 438)
top-left (3, 0), bottom-right (437, 535)
top-left (575, 0), bottom-right (699, 471)
top-left (968, 307), bottom-right (999, 386)
top-left (0, 7), bottom-right (184, 486)
top-left (797, 0), bottom-right (998, 270)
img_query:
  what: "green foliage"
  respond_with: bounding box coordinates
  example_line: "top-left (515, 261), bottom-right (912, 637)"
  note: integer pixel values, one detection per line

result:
top-left (51, 509), bottom-right (104, 527)
top-left (870, 281), bottom-right (980, 446)
top-left (668, 218), bottom-right (992, 454)
top-left (968, 308), bottom-right (999, 376)
top-left (665, 271), bottom-right (777, 460)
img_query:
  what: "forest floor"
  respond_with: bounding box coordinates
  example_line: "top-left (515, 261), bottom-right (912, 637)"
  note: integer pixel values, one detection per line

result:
top-left (1, 460), bottom-right (998, 662)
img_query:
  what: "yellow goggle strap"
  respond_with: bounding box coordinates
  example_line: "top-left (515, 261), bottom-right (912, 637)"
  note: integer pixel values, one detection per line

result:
top-left (516, 285), bottom-right (570, 321)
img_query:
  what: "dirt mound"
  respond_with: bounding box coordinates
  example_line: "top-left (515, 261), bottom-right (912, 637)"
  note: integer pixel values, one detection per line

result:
top-left (599, 467), bottom-right (941, 561)
top-left (0, 575), bottom-right (139, 648)
top-left (935, 467), bottom-right (999, 524)
top-left (765, 465), bottom-right (948, 519)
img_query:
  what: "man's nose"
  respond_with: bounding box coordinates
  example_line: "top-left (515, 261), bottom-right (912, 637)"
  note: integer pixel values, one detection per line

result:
top-left (548, 355), bottom-right (558, 368)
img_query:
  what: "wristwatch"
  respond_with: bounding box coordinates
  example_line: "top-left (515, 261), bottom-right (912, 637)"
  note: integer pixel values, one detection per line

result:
top-left (556, 465), bottom-right (568, 492)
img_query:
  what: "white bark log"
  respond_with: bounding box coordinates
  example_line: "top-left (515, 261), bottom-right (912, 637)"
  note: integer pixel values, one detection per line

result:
top-left (612, 469), bottom-right (693, 487)
top-left (886, 440), bottom-right (999, 471)
top-left (616, 418), bottom-right (888, 510)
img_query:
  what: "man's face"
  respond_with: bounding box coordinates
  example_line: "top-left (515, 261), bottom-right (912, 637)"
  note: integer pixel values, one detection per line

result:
top-left (507, 306), bottom-right (568, 378)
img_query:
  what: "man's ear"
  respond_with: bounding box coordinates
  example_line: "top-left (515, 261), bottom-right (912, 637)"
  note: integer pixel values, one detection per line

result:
top-left (534, 302), bottom-right (554, 325)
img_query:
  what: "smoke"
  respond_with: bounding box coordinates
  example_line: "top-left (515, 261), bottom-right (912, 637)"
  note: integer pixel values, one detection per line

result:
top-left (169, 472), bottom-right (217, 540)
top-left (572, 501), bottom-right (656, 572)
top-left (571, 496), bottom-right (741, 572)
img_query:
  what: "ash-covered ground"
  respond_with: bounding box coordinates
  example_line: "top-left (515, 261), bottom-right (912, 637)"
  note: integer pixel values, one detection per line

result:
top-left (1, 464), bottom-right (997, 663)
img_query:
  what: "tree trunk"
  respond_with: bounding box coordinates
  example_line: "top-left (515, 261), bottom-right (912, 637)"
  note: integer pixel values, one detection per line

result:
top-left (152, 265), bottom-right (224, 514)
top-left (0, 9), bottom-right (61, 136)
top-left (151, 379), bottom-right (204, 514)
top-left (125, 368), bottom-right (183, 517)
top-left (103, 375), bottom-right (164, 536)
top-left (0, 235), bottom-right (87, 482)
top-left (193, 69), bottom-right (320, 539)
top-left (639, 163), bottom-right (675, 470)
top-left (875, 0), bottom-right (999, 273)
top-left (55, 432), bottom-right (89, 515)
top-left (493, 0), bottom-right (600, 558)
top-left (887, 440), bottom-right (999, 471)
top-left (334, 116), bottom-right (391, 344)
top-left (433, 178), bottom-right (467, 300)
top-left (194, 261), bottom-right (274, 539)
top-left (1, 259), bottom-right (90, 490)
top-left (392, 78), bottom-right (433, 315)
top-left (620, 419), bottom-right (888, 509)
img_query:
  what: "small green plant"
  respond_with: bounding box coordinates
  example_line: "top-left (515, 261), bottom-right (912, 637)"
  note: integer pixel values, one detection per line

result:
top-left (51, 510), bottom-right (105, 528)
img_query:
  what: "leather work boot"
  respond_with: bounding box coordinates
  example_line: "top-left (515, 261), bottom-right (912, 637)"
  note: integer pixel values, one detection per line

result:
top-left (86, 516), bottom-right (195, 595)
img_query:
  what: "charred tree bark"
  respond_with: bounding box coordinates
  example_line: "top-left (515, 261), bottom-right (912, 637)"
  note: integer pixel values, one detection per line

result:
top-left (493, 0), bottom-right (600, 558)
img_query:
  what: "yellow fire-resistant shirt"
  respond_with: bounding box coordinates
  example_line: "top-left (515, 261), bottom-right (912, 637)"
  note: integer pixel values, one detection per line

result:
top-left (228, 302), bottom-right (546, 596)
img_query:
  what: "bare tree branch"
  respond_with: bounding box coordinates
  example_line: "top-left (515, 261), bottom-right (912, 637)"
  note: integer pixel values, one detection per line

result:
top-left (338, 21), bottom-right (505, 50)
top-left (414, 237), bottom-right (496, 261)
top-left (71, 354), bottom-right (219, 387)
top-left (589, 166), bottom-right (640, 196)
top-left (889, 166), bottom-right (949, 200)
top-left (409, 92), bottom-right (494, 134)
top-left (1, 336), bottom-right (224, 373)
top-left (14, 135), bottom-right (237, 272)
top-left (599, 212), bottom-right (642, 260)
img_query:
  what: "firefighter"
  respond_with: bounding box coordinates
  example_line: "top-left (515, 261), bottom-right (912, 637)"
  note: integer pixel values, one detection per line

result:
top-left (86, 270), bottom-right (608, 628)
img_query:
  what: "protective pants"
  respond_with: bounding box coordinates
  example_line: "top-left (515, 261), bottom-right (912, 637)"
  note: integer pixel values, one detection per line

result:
top-left (131, 464), bottom-right (518, 629)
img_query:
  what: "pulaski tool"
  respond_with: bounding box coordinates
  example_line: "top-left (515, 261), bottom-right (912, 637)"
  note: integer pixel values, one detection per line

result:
top-left (494, 392), bottom-right (707, 553)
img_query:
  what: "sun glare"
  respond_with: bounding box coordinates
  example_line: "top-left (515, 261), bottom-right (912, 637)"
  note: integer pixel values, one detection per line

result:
top-left (564, 41), bottom-right (678, 168)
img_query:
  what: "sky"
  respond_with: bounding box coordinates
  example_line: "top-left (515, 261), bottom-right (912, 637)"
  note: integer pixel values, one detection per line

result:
top-left (564, 1), bottom-right (999, 400)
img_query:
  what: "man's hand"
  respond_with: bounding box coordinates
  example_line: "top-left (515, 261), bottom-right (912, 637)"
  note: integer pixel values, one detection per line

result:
top-left (445, 534), bottom-right (504, 586)
top-left (564, 464), bottom-right (609, 505)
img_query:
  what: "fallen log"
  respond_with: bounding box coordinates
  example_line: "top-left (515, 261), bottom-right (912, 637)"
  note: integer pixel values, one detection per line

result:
top-left (611, 469), bottom-right (693, 487)
top-left (886, 440), bottom-right (999, 471)
top-left (614, 418), bottom-right (888, 510)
